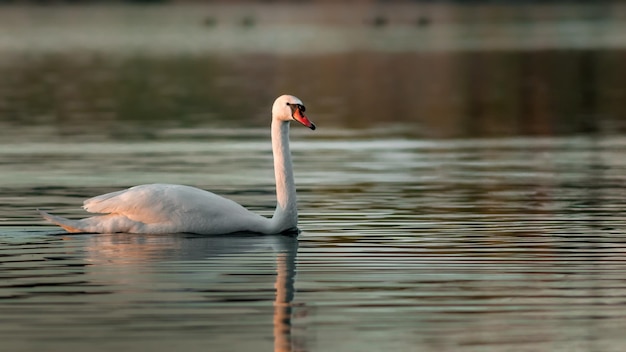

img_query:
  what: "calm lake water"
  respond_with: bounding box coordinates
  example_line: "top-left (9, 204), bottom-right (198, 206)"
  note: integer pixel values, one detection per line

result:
top-left (3, 133), bottom-right (626, 352)
top-left (3, 3), bottom-right (626, 352)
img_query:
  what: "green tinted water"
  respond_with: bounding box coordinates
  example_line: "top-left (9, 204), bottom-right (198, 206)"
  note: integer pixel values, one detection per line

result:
top-left (2, 4), bottom-right (626, 351)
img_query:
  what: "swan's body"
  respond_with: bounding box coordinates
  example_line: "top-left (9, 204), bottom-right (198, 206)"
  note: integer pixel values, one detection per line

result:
top-left (40, 95), bottom-right (316, 235)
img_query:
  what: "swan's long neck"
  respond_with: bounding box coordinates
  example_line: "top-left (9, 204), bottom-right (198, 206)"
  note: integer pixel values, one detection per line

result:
top-left (270, 119), bottom-right (298, 233)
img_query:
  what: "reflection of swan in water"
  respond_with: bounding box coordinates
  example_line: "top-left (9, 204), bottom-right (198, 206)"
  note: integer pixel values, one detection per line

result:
top-left (41, 94), bottom-right (315, 235)
top-left (273, 236), bottom-right (298, 352)
top-left (75, 233), bottom-right (301, 351)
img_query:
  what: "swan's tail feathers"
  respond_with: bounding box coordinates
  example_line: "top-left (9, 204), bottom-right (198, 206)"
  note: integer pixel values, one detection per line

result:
top-left (38, 210), bottom-right (85, 233)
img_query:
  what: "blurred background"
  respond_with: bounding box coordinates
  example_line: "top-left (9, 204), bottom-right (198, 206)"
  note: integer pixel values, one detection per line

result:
top-left (5, 4), bottom-right (626, 351)
top-left (0, 0), bottom-right (624, 141)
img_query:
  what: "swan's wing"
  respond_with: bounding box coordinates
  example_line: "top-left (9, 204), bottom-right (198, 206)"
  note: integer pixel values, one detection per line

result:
top-left (83, 189), bottom-right (129, 213)
top-left (83, 185), bottom-right (164, 215)
top-left (82, 184), bottom-right (207, 225)
top-left (82, 184), bottom-right (253, 223)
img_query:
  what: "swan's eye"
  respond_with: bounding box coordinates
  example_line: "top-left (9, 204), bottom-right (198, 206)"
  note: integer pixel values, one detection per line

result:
top-left (287, 103), bottom-right (306, 118)
top-left (286, 103), bottom-right (297, 115)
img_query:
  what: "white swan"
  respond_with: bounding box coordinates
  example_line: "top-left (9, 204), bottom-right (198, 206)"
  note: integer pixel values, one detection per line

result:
top-left (39, 94), bottom-right (316, 235)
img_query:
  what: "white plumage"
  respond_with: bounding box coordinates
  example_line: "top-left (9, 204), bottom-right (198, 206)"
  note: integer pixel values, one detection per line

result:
top-left (40, 94), bottom-right (316, 235)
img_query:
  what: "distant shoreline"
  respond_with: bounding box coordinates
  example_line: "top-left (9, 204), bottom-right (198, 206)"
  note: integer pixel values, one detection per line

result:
top-left (0, 3), bottom-right (624, 55)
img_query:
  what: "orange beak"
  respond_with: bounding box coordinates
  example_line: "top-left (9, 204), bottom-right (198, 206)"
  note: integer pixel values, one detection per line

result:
top-left (292, 106), bottom-right (316, 130)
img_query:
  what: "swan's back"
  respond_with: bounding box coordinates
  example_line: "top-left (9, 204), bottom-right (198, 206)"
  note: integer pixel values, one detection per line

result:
top-left (82, 184), bottom-right (269, 234)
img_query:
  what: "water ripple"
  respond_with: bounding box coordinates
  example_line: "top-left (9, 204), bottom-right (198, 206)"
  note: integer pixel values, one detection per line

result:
top-left (3, 135), bottom-right (626, 351)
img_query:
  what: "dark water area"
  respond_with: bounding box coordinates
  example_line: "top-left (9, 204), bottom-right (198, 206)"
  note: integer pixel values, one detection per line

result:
top-left (2, 3), bottom-right (626, 352)
top-left (2, 49), bottom-right (625, 139)
top-left (1, 3), bottom-right (626, 140)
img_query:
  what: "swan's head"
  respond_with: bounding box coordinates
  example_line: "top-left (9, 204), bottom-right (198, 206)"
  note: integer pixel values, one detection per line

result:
top-left (272, 94), bottom-right (316, 130)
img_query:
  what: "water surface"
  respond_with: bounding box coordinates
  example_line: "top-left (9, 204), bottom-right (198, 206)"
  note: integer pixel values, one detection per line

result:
top-left (3, 3), bottom-right (626, 351)
top-left (3, 133), bottom-right (626, 351)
